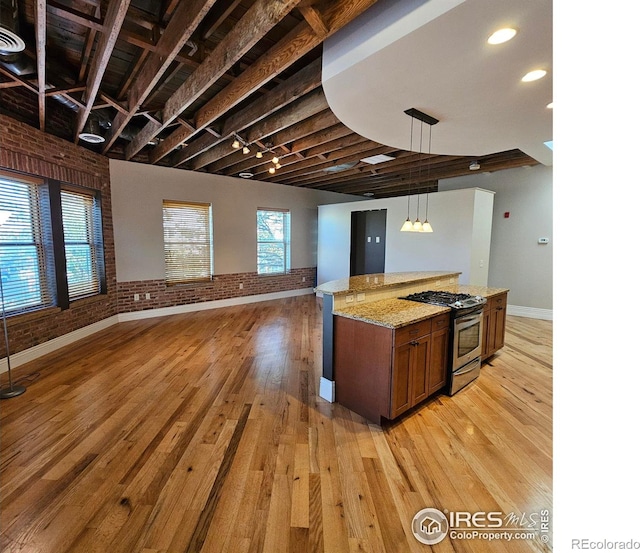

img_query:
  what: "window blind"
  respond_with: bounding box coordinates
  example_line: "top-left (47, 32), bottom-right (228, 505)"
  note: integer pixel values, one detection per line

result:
top-left (61, 189), bottom-right (101, 299)
top-left (0, 172), bottom-right (55, 314)
top-left (162, 200), bottom-right (213, 284)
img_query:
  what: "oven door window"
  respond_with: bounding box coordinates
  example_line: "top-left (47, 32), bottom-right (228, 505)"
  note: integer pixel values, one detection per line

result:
top-left (458, 322), bottom-right (480, 357)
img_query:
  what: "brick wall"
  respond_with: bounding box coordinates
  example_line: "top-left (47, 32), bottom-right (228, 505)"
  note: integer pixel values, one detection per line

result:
top-left (0, 114), bottom-right (117, 357)
top-left (1, 114), bottom-right (319, 358)
top-left (117, 267), bottom-right (316, 313)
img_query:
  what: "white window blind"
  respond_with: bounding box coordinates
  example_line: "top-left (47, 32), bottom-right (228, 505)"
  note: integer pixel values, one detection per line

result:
top-left (163, 200), bottom-right (213, 284)
top-left (0, 172), bottom-right (55, 314)
top-left (257, 208), bottom-right (290, 275)
top-left (61, 189), bottom-right (101, 299)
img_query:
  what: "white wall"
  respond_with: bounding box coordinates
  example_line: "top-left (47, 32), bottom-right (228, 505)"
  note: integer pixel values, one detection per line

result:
top-left (317, 188), bottom-right (494, 286)
top-left (439, 164), bottom-right (552, 311)
top-left (109, 160), bottom-right (361, 281)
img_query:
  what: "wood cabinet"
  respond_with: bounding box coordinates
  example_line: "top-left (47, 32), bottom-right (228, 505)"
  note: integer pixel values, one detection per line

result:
top-left (482, 291), bottom-right (507, 360)
top-left (334, 313), bottom-right (449, 424)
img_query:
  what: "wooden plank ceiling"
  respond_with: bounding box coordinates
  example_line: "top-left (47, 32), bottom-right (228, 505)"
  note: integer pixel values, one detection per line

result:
top-left (0, 0), bottom-right (539, 198)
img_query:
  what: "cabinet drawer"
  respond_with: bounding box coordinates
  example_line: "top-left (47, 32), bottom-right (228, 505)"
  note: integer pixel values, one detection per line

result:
top-left (395, 319), bottom-right (432, 345)
top-left (490, 293), bottom-right (507, 310)
top-left (431, 313), bottom-right (450, 332)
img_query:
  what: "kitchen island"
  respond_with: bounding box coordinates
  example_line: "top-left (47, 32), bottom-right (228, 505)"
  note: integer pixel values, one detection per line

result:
top-left (315, 272), bottom-right (508, 422)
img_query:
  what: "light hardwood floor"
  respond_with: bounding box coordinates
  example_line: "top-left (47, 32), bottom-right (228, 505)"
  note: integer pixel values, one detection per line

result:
top-left (0, 295), bottom-right (552, 552)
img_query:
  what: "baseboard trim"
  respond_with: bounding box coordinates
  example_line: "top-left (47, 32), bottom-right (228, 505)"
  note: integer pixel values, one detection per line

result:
top-left (1, 315), bottom-right (120, 374)
top-left (1, 289), bottom-right (315, 374)
top-left (507, 304), bottom-right (553, 320)
top-left (318, 377), bottom-right (335, 403)
top-left (117, 288), bottom-right (314, 322)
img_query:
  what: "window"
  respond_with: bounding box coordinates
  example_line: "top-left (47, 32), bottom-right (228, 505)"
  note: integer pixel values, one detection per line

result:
top-left (0, 170), bottom-right (106, 316)
top-left (163, 200), bottom-right (213, 284)
top-left (61, 188), bottom-right (104, 299)
top-left (257, 208), bottom-right (290, 275)
top-left (0, 172), bottom-right (55, 314)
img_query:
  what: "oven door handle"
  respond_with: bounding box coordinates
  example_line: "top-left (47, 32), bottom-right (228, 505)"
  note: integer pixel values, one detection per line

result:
top-left (457, 315), bottom-right (480, 324)
top-left (455, 315), bottom-right (482, 331)
top-left (455, 362), bottom-right (480, 376)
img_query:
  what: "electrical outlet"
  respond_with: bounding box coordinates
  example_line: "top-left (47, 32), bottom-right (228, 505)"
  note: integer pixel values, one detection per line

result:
top-left (239, 283), bottom-right (243, 289)
top-left (356, 293), bottom-right (365, 302)
top-left (134, 293), bottom-right (139, 301)
top-left (145, 293), bottom-right (150, 300)
top-left (302, 276), bottom-right (306, 282)
top-left (345, 295), bottom-right (354, 303)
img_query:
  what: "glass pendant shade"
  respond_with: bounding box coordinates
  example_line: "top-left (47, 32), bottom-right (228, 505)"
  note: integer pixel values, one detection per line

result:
top-left (412, 219), bottom-right (422, 231)
top-left (422, 220), bottom-right (433, 233)
top-left (401, 218), bottom-right (413, 231)
top-left (232, 139), bottom-right (240, 148)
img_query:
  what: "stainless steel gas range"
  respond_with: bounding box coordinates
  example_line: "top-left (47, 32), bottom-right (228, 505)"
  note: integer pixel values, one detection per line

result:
top-left (399, 291), bottom-right (487, 395)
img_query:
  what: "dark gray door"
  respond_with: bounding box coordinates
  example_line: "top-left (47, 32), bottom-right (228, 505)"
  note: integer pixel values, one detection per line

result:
top-left (350, 209), bottom-right (387, 276)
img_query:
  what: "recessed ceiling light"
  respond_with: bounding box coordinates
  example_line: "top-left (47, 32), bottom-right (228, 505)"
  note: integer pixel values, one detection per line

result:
top-left (487, 27), bottom-right (517, 45)
top-left (522, 69), bottom-right (547, 82)
top-left (363, 192), bottom-right (374, 197)
top-left (469, 161), bottom-right (480, 171)
top-left (238, 172), bottom-right (253, 178)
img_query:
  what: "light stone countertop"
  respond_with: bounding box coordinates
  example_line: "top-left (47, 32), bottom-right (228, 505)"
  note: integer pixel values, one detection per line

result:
top-left (314, 271), bottom-right (461, 296)
top-left (332, 285), bottom-right (509, 329)
top-left (333, 298), bottom-right (450, 329)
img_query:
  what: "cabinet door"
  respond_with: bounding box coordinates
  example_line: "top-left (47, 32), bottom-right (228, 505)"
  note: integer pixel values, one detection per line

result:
top-left (391, 343), bottom-right (412, 418)
top-left (494, 304), bottom-right (506, 351)
top-left (411, 335), bottom-right (430, 405)
top-left (428, 328), bottom-right (449, 395)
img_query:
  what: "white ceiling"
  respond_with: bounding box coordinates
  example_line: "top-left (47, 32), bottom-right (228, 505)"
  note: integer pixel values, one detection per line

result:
top-left (322, 0), bottom-right (553, 167)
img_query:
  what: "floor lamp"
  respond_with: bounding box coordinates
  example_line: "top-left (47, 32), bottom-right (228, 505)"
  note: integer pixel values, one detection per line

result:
top-left (0, 210), bottom-right (26, 399)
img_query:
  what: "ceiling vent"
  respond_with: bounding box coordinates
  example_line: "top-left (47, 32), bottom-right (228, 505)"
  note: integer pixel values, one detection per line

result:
top-left (323, 161), bottom-right (358, 173)
top-left (0, 0), bottom-right (26, 54)
top-left (360, 154), bottom-right (395, 165)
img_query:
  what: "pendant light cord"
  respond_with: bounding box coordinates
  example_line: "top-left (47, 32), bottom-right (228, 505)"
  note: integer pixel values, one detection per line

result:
top-left (407, 116), bottom-right (414, 219)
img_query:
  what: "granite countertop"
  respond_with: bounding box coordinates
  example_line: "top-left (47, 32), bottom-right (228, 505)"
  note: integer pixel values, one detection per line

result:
top-left (332, 284), bottom-right (509, 329)
top-left (333, 298), bottom-right (450, 329)
top-left (314, 271), bottom-right (461, 295)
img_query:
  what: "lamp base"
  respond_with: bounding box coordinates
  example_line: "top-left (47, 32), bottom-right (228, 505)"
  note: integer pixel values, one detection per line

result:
top-left (0, 384), bottom-right (26, 399)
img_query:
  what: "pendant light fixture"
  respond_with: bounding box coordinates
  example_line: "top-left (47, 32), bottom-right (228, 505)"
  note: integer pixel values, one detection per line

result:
top-left (401, 108), bottom-right (439, 232)
top-left (400, 116), bottom-right (415, 231)
top-left (422, 119), bottom-right (434, 232)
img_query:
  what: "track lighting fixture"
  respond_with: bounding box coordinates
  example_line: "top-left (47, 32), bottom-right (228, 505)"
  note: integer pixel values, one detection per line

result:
top-left (242, 145), bottom-right (250, 154)
top-left (256, 151), bottom-right (263, 159)
top-left (231, 138), bottom-right (241, 149)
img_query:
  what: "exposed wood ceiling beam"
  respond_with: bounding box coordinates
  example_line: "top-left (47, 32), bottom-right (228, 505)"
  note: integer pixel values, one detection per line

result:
top-left (35, 0), bottom-right (47, 131)
top-left (298, 5), bottom-right (329, 37)
top-left (148, 0), bottom-right (379, 165)
top-left (199, 109), bottom-right (340, 173)
top-left (74, 0), bottom-right (131, 143)
top-left (189, 87), bottom-right (327, 171)
top-left (100, 0), bottom-right (217, 152)
top-left (171, 56), bottom-right (322, 168)
top-left (126, 0), bottom-right (306, 161)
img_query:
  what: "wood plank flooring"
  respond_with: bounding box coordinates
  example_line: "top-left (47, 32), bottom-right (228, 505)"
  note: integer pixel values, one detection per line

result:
top-left (0, 295), bottom-right (552, 552)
